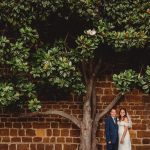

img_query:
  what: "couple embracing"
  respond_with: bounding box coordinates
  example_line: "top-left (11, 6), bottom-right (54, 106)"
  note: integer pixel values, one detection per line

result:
top-left (105, 108), bottom-right (132, 150)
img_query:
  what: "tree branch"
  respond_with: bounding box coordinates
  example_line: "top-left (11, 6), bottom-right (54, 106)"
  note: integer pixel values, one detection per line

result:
top-left (89, 59), bottom-right (93, 76)
top-left (91, 82), bottom-right (96, 120)
top-left (20, 110), bottom-right (81, 128)
top-left (95, 93), bottom-right (123, 122)
top-left (93, 59), bottom-right (102, 78)
top-left (81, 61), bottom-right (88, 84)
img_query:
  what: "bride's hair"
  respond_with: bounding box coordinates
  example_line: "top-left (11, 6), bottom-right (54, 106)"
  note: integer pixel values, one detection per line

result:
top-left (119, 108), bottom-right (127, 121)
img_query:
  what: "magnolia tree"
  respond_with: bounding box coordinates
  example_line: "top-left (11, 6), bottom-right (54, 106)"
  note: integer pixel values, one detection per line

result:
top-left (0, 0), bottom-right (150, 150)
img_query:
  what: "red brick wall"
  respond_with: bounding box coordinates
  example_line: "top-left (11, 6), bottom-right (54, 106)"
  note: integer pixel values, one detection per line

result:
top-left (96, 75), bottom-right (150, 150)
top-left (0, 75), bottom-right (150, 150)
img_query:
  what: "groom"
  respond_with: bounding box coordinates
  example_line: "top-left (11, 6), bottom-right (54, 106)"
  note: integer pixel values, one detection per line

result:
top-left (105, 108), bottom-right (118, 150)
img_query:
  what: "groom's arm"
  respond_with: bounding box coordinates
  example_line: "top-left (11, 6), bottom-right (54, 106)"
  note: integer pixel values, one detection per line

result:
top-left (105, 118), bottom-right (111, 143)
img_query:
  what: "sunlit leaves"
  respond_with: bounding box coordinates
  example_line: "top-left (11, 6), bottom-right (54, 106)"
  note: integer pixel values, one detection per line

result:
top-left (138, 66), bottom-right (150, 93)
top-left (0, 80), bottom-right (40, 112)
top-left (0, 83), bottom-right (20, 106)
top-left (113, 66), bottom-right (150, 94)
top-left (0, 0), bottom-right (98, 27)
top-left (0, 0), bottom-right (149, 112)
top-left (102, 0), bottom-right (150, 34)
top-left (113, 70), bottom-right (138, 94)
top-left (0, 27), bottom-right (39, 72)
top-left (31, 41), bottom-right (86, 94)
top-left (75, 33), bottom-right (99, 61)
top-left (28, 98), bottom-right (41, 112)
top-left (19, 27), bottom-right (39, 44)
top-left (107, 28), bottom-right (148, 51)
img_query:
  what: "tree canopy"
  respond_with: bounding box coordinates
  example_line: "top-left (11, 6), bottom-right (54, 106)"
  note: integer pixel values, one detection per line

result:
top-left (0, 0), bottom-right (149, 111)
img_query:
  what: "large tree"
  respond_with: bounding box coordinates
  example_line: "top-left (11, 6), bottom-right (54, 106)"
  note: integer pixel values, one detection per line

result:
top-left (0, 0), bottom-right (149, 149)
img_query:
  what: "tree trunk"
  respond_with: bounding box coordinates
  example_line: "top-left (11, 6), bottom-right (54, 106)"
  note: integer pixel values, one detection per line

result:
top-left (91, 83), bottom-right (98, 150)
top-left (91, 116), bottom-right (99, 150)
top-left (80, 79), bottom-right (93, 150)
top-left (80, 97), bottom-right (92, 150)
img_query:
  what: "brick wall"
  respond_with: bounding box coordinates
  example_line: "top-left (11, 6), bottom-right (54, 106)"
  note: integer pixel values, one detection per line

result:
top-left (0, 75), bottom-right (150, 150)
top-left (96, 75), bottom-right (150, 150)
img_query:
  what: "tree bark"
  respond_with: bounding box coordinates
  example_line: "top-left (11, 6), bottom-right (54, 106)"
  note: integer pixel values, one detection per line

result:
top-left (79, 78), bottom-right (94, 150)
top-left (91, 83), bottom-right (98, 150)
top-left (80, 103), bottom-right (92, 150)
top-left (20, 110), bottom-right (81, 128)
top-left (91, 82), bottom-right (96, 120)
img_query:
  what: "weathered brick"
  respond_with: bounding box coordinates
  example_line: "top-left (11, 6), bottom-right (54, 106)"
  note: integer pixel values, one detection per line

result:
top-left (53, 129), bottom-right (60, 136)
top-left (30, 144), bottom-right (36, 150)
top-left (18, 129), bottom-right (25, 136)
top-left (57, 137), bottom-right (65, 142)
top-left (73, 138), bottom-right (80, 143)
top-left (33, 123), bottom-right (50, 129)
top-left (43, 137), bottom-right (49, 143)
top-left (66, 138), bottom-right (72, 143)
top-left (132, 124), bottom-right (146, 130)
top-left (132, 139), bottom-right (141, 144)
top-left (130, 130), bottom-right (137, 138)
top-left (70, 130), bottom-right (80, 137)
top-left (52, 105), bottom-right (61, 109)
top-left (51, 122), bottom-right (58, 128)
top-left (55, 144), bottom-right (62, 150)
top-left (26, 129), bottom-right (35, 136)
top-left (13, 123), bottom-right (22, 128)
top-left (136, 146), bottom-right (150, 150)
top-left (0, 129), bottom-right (9, 136)
top-left (64, 144), bottom-right (78, 150)
top-left (101, 95), bottom-right (115, 102)
top-left (59, 123), bottom-right (71, 128)
top-left (104, 88), bottom-right (113, 94)
top-left (11, 137), bottom-right (21, 142)
top-left (22, 123), bottom-right (32, 128)
top-left (142, 95), bottom-right (150, 102)
top-left (61, 129), bottom-right (69, 136)
top-left (142, 139), bottom-right (150, 144)
top-left (45, 144), bottom-right (53, 150)
top-left (36, 129), bottom-right (45, 137)
top-left (10, 129), bottom-right (17, 136)
top-left (5, 123), bottom-right (12, 128)
top-left (22, 137), bottom-right (32, 142)
top-left (72, 109), bottom-right (82, 114)
top-left (37, 144), bottom-right (44, 150)
top-left (96, 88), bottom-right (104, 94)
top-left (0, 122), bottom-right (4, 128)
top-left (9, 144), bottom-right (16, 150)
top-left (46, 129), bottom-right (52, 136)
top-left (2, 137), bottom-right (10, 142)
top-left (137, 131), bottom-right (150, 138)
top-left (33, 137), bottom-right (42, 142)
top-left (0, 144), bottom-right (8, 150)
top-left (17, 144), bottom-right (29, 150)
top-left (49, 137), bottom-right (55, 143)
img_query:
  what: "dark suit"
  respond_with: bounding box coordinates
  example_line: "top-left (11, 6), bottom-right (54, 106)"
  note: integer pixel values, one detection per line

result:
top-left (105, 116), bottom-right (118, 150)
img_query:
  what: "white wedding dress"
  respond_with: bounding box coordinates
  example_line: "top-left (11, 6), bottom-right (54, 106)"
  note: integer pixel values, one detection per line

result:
top-left (118, 121), bottom-right (131, 150)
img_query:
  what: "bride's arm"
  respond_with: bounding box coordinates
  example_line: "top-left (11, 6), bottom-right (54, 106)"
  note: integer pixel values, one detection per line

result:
top-left (120, 117), bottom-right (129, 144)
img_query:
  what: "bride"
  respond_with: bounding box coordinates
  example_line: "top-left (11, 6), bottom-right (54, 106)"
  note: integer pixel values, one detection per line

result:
top-left (118, 108), bottom-right (132, 150)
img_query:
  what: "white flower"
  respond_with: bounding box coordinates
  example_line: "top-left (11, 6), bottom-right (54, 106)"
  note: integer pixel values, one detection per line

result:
top-left (86, 29), bottom-right (96, 36)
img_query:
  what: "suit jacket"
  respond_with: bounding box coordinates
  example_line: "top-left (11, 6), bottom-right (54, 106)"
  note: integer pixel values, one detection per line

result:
top-left (105, 116), bottom-right (118, 144)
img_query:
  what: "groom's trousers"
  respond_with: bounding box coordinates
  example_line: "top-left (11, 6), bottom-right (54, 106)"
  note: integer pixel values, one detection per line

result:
top-left (106, 141), bottom-right (118, 150)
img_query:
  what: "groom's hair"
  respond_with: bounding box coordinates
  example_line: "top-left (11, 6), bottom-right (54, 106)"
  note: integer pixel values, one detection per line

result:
top-left (110, 107), bottom-right (116, 112)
